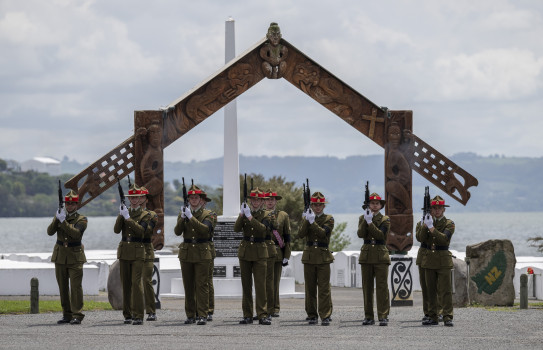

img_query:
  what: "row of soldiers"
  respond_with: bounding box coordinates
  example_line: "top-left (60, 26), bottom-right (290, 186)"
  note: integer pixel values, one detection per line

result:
top-left (47, 182), bottom-right (455, 327)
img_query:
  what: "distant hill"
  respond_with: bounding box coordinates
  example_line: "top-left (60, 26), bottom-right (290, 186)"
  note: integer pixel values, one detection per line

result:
top-left (61, 153), bottom-right (543, 213)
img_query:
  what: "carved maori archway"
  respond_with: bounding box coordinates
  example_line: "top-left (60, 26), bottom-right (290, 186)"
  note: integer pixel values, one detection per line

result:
top-left (65, 23), bottom-right (478, 252)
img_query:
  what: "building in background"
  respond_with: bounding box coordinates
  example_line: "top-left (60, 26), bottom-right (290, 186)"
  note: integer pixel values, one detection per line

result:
top-left (20, 157), bottom-right (61, 175)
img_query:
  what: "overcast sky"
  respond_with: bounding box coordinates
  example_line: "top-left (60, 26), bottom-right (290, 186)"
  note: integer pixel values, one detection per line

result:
top-left (1, 0), bottom-right (542, 165)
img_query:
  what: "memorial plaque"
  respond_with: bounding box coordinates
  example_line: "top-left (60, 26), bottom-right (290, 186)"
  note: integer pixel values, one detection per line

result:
top-left (213, 265), bottom-right (226, 278)
top-left (214, 220), bottom-right (243, 257)
top-left (233, 266), bottom-right (241, 278)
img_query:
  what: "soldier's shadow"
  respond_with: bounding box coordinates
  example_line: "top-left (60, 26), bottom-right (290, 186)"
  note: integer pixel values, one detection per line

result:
top-left (27, 323), bottom-right (62, 328)
top-left (277, 320), bottom-right (323, 327)
top-left (89, 320), bottom-right (137, 327)
top-left (154, 321), bottom-right (193, 327)
top-left (337, 320), bottom-right (365, 328)
top-left (398, 319), bottom-right (427, 328)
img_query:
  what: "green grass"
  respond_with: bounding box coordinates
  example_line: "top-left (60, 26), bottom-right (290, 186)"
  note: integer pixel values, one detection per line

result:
top-left (469, 301), bottom-right (543, 311)
top-left (0, 300), bottom-right (113, 315)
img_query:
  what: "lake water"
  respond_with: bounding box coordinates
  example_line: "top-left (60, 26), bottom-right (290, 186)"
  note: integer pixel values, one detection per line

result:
top-left (1, 213), bottom-right (542, 257)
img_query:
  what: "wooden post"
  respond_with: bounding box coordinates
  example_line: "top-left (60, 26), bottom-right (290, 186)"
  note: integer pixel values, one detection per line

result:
top-left (519, 274), bottom-right (528, 309)
top-left (30, 278), bottom-right (39, 314)
top-left (134, 110), bottom-right (165, 250)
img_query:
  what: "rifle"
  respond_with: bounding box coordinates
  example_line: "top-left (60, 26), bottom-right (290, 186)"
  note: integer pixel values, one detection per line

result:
top-left (305, 178), bottom-right (312, 213)
top-left (182, 177), bottom-right (188, 221)
top-left (423, 186), bottom-right (431, 219)
top-left (243, 173), bottom-right (247, 208)
top-left (116, 177), bottom-right (126, 208)
top-left (57, 180), bottom-right (64, 214)
top-left (303, 183), bottom-right (308, 211)
top-left (127, 174), bottom-right (132, 188)
top-left (362, 181), bottom-right (370, 212)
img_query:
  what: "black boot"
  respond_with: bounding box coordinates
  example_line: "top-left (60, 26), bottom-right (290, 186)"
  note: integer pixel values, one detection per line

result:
top-left (57, 317), bottom-right (71, 324)
top-left (362, 318), bottom-right (375, 325)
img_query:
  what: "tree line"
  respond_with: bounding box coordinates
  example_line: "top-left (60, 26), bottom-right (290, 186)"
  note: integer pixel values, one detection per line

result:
top-left (0, 166), bottom-right (350, 251)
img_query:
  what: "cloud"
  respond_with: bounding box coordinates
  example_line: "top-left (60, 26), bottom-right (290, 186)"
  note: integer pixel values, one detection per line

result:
top-left (419, 49), bottom-right (543, 101)
top-left (1, 0), bottom-right (543, 165)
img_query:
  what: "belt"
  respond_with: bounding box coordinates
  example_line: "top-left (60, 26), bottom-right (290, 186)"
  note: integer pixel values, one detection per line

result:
top-left (421, 243), bottom-right (430, 249)
top-left (432, 245), bottom-right (449, 251)
top-left (243, 237), bottom-right (265, 243)
top-left (306, 242), bottom-right (328, 248)
top-left (142, 238), bottom-right (152, 244)
top-left (364, 239), bottom-right (385, 245)
top-left (265, 235), bottom-right (272, 240)
top-left (56, 240), bottom-right (81, 248)
top-left (122, 237), bottom-right (143, 243)
top-left (183, 238), bottom-right (209, 244)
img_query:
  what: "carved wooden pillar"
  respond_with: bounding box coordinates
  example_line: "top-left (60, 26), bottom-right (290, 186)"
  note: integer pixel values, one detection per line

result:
top-left (134, 110), bottom-right (165, 250)
top-left (384, 110), bottom-right (414, 253)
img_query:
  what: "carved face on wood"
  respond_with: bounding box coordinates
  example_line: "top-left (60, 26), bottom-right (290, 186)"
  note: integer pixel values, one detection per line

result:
top-left (148, 124), bottom-right (161, 148)
top-left (266, 23), bottom-right (281, 46)
top-left (388, 124), bottom-right (401, 147)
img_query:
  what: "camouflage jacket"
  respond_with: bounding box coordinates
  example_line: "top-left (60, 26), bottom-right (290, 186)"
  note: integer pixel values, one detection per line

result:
top-left (299, 213), bottom-right (335, 265)
top-left (114, 207), bottom-right (154, 261)
top-left (234, 208), bottom-right (274, 262)
top-left (357, 212), bottom-right (391, 265)
top-left (47, 211), bottom-right (87, 265)
top-left (174, 207), bottom-right (217, 263)
top-left (417, 215), bottom-right (455, 269)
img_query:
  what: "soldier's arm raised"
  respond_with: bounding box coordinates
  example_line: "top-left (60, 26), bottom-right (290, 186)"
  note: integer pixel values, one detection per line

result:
top-left (113, 215), bottom-right (124, 234)
top-left (47, 217), bottom-right (58, 236)
top-left (431, 220), bottom-right (455, 245)
top-left (173, 213), bottom-right (186, 236)
top-left (367, 216), bottom-right (390, 241)
top-left (356, 215), bottom-right (367, 239)
top-left (61, 217), bottom-right (87, 240)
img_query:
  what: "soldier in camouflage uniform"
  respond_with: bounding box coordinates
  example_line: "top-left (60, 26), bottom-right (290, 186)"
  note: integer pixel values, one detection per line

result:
top-left (140, 187), bottom-right (159, 321)
top-left (416, 196), bottom-right (443, 323)
top-left (47, 190), bottom-right (88, 324)
top-left (235, 187), bottom-right (274, 325)
top-left (174, 184), bottom-right (217, 325)
top-left (419, 195), bottom-right (455, 327)
top-left (114, 183), bottom-right (155, 325)
top-left (299, 192), bottom-right (335, 326)
top-left (358, 193), bottom-right (391, 326)
top-left (264, 189), bottom-right (291, 318)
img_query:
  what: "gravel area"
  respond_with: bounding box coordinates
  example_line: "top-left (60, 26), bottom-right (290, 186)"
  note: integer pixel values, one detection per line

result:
top-left (1, 286), bottom-right (541, 349)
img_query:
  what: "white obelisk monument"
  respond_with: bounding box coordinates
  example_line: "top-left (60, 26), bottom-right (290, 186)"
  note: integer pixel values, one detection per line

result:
top-left (222, 17), bottom-right (240, 217)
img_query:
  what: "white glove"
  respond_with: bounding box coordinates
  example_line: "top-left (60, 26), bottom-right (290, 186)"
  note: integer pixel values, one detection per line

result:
top-left (183, 206), bottom-right (193, 220)
top-left (242, 204), bottom-right (252, 219)
top-left (120, 205), bottom-right (130, 220)
top-left (56, 208), bottom-right (66, 223)
top-left (282, 258), bottom-right (289, 265)
top-left (364, 209), bottom-right (373, 224)
top-left (306, 210), bottom-right (315, 224)
top-left (180, 206), bottom-right (186, 218)
top-left (423, 214), bottom-right (434, 229)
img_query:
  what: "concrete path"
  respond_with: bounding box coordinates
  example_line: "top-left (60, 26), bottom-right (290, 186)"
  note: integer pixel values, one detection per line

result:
top-left (1, 286), bottom-right (541, 349)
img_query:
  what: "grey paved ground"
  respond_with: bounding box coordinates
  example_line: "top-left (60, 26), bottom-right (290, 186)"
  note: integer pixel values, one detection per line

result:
top-left (1, 286), bottom-right (542, 350)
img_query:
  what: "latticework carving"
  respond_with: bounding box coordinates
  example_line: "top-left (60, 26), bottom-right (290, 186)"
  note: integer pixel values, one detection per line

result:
top-left (65, 137), bottom-right (134, 207)
top-left (411, 135), bottom-right (478, 205)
